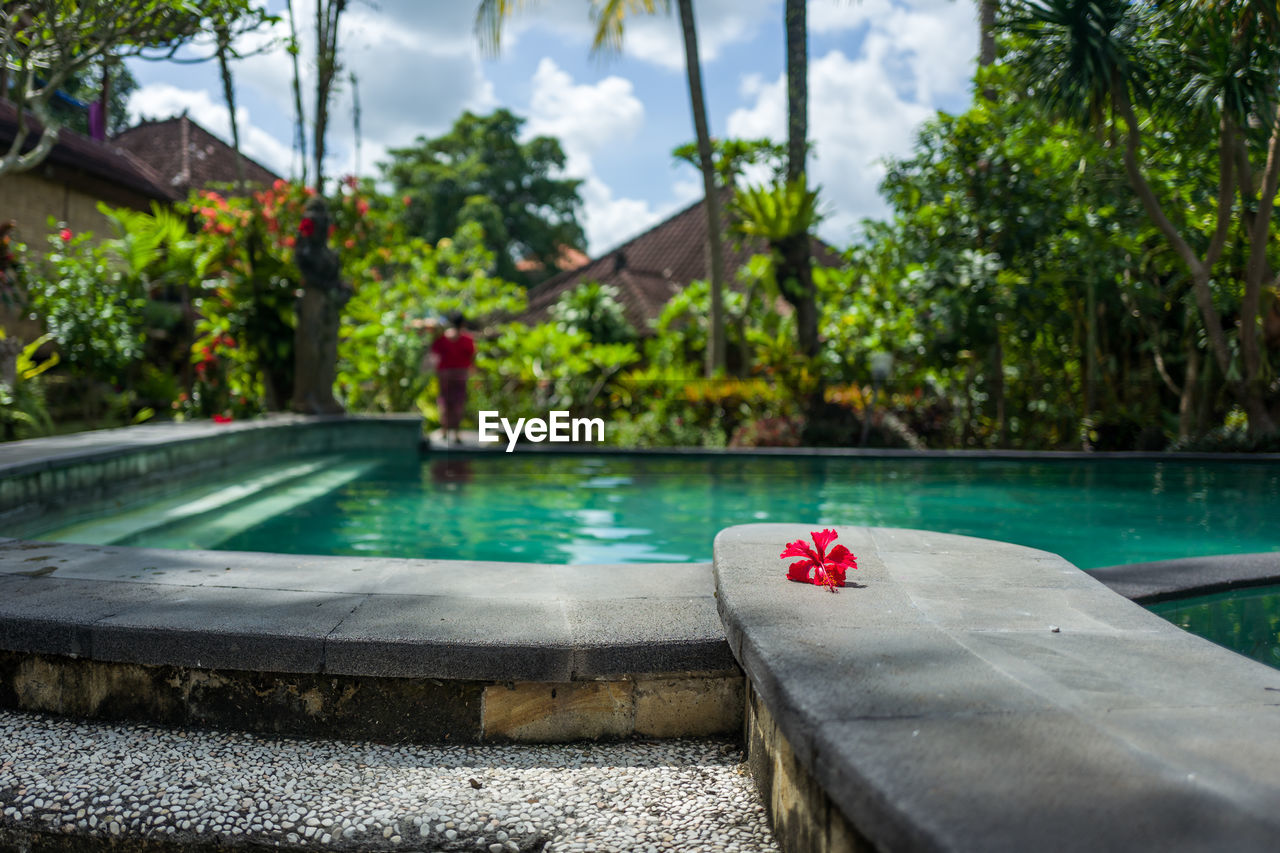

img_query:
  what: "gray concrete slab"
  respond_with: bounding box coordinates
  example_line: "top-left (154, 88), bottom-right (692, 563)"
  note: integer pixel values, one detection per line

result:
top-left (0, 574), bottom-right (194, 657)
top-left (810, 713), bottom-right (1280, 853)
top-left (1091, 551), bottom-right (1280, 602)
top-left (565, 597), bottom-right (736, 677)
top-left (0, 539), bottom-right (734, 681)
top-left (323, 594), bottom-right (574, 681)
top-left (715, 522), bottom-right (1280, 852)
top-left (89, 586), bottom-right (363, 672)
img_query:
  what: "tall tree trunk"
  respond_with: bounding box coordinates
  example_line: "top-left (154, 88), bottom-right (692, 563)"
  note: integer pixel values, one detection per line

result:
top-left (785, 0), bottom-right (807, 185)
top-left (979, 0), bottom-right (997, 100)
top-left (675, 0), bottom-right (726, 376)
top-left (782, 0), bottom-right (817, 358)
top-left (350, 70), bottom-right (362, 177)
top-left (979, 0), bottom-right (997, 67)
top-left (992, 333), bottom-right (1006, 445)
top-left (313, 0), bottom-right (347, 195)
top-left (1084, 276), bottom-right (1097, 419)
top-left (1179, 339), bottom-right (1199, 442)
top-left (215, 26), bottom-right (246, 196)
top-left (285, 0), bottom-right (308, 186)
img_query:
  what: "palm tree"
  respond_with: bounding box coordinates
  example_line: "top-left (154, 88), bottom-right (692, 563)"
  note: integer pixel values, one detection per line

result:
top-left (476, 0), bottom-right (728, 376)
top-left (779, 0), bottom-right (818, 358)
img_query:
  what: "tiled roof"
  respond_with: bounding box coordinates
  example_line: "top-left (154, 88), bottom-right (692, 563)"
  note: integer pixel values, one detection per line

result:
top-left (521, 190), bottom-right (843, 332)
top-left (515, 245), bottom-right (590, 275)
top-left (112, 114), bottom-right (282, 196)
top-left (0, 100), bottom-right (177, 202)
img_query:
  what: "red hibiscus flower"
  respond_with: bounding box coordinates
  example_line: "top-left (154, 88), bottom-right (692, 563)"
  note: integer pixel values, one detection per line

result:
top-left (299, 217), bottom-right (316, 238)
top-left (780, 529), bottom-right (857, 592)
top-left (59, 227), bottom-right (72, 242)
top-left (212, 414), bottom-right (233, 424)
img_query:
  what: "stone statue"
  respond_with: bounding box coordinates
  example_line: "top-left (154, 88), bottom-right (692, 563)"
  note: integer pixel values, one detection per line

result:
top-left (291, 197), bottom-right (352, 415)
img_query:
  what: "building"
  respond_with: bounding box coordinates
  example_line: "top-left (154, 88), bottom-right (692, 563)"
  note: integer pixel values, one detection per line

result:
top-left (0, 100), bottom-right (177, 241)
top-left (521, 192), bottom-right (842, 333)
top-left (112, 113), bottom-right (282, 198)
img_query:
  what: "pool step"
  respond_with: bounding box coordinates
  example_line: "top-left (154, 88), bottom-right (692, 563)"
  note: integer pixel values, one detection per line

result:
top-left (42, 458), bottom-right (378, 550)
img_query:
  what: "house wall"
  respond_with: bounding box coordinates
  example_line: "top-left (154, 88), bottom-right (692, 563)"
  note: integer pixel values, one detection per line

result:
top-left (0, 170), bottom-right (119, 242)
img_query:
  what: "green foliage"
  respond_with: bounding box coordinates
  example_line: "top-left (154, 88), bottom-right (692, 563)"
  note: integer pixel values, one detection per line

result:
top-left (472, 321), bottom-right (640, 424)
top-left (1006, 0), bottom-right (1154, 125)
top-left (340, 222), bottom-right (527, 414)
top-left (551, 281), bottom-right (636, 345)
top-left (732, 179), bottom-right (821, 245)
top-left (1004, 0), bottom-right (1280, 437)
top-left (672, 137), bottom-right (788, 186)
top-left (31, 224), bottom-right (147, 383)
top-left (0, 334), bottom-right (57, 441)
top-left (382, 109), bottom-right (586, 285)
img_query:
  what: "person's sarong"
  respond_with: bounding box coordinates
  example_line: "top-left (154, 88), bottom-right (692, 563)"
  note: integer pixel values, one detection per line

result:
top-left (438, 368), bottom-right (469, 430)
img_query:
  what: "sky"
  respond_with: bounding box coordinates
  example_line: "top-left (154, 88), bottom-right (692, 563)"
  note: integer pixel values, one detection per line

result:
top-left (125, 0), bottom-right (979, 255)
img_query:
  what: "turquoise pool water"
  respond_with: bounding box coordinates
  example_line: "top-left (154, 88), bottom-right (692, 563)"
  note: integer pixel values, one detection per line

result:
top-left (1149, 586), bottom-right (1280, 669)
top-left (32, 451), bottom-right (1280, 568)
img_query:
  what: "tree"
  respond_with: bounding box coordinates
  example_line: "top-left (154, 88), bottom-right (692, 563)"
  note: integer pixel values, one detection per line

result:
top-left (776, 0), bottom-right (818, 359)
top-left (0, 0), bottom-right (262, 175)
top-left (312, 0), bottom-right (346, 193)
top-left (381, 108), bottom-right (585, 286)
top-left (475, 0), bottom-right (729, 375)
top-left (284, 0), bottom-right (307, 185)
top-left (1006, 0), bottom-right (1280, 435)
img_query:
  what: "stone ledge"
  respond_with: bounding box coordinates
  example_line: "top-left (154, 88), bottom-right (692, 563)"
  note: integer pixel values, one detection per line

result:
top-left (714, 523), bottom-right (1280, 853)
top-left (0, 542), bottom-right (732, 683)
top-left (1091, 551), bottom-right (1280, 602)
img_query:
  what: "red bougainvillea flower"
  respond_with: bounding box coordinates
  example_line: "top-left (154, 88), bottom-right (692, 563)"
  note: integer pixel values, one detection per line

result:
top-left (59, 227), bottom-right (72, 242)
top-left (781, 529), bottom-right (857, 592)
top-left (298, 217), bottom-right (316, 238)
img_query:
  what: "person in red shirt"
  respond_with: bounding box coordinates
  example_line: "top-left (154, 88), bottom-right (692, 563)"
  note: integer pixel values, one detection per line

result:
top-left (426, 311), bottom-right (476, 444)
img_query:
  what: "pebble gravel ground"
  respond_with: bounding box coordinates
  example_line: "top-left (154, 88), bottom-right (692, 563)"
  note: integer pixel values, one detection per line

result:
top-left (0, 710), bottom-right (779, 852)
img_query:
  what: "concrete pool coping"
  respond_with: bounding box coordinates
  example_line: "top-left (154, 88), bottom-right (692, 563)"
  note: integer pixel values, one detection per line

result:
top-left (716, 523), bottom-right (1280, 852)
top-left (0, 539), bottom-right (732, 682)
top-left (1091, 552), bottom-right (1280, 603)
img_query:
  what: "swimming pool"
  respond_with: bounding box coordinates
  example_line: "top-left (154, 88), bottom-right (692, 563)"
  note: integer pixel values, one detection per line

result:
top-left (31, 451), bottom-right (1280, 568)
top-left (1149, 585), bottom-right (1280, 669)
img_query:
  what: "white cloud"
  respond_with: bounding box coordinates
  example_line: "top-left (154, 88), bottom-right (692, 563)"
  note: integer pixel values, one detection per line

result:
top-left (728, 0), bottom-right (975, 243)
top-left (127, 84), bottom-right (294, 177)
top-left (810, 0), bottom-right (977, 105)
top-left (525, 58), bottom-right (645, 170)
top-left (485, 0), bottom-right (773, 72)
top-left (215, 0), bottom-right (496, 183)
top-left (523, 58), bottom-right (672, 252)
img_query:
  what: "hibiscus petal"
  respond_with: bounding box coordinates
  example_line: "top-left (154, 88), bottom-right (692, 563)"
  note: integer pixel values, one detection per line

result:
top-left (781, 539), bottom-right (819, 561)
top-left (787, 560), bottom-right (815, 582)
top-left (827, 564), bottom-right (848, 588)
top-left (810, 529), bottom-right (839, 559)
top-left (827, 545), bottom-right (857, 569)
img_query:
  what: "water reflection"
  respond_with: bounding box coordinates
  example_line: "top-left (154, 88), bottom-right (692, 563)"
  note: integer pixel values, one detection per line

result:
top-left (1150, 586), bottom-right (1280, 669)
